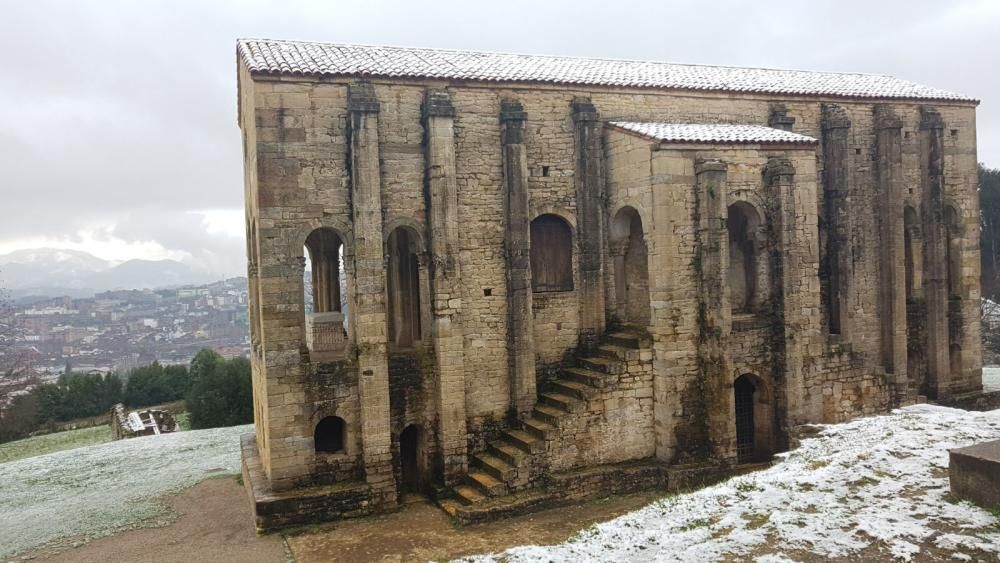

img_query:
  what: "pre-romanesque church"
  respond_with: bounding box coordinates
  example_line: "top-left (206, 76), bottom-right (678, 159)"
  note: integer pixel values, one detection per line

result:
top-left (236, 39), bottom-right (982, 529)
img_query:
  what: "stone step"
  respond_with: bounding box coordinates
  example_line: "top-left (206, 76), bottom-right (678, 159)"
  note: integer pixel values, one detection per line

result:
top-left (467, 471), bottom-right (506, 496)
top-left (562, 367), bottom-right (606, 389)
top-left (578, 355), bottom-right (624, 375)
top-left (605, 331), bottom-right (642, 349)
top-left (474, 452), bottom-right (516, 481)
top-left (551, 378), bottom-right (593, 399)
top-left (595, 344), bottom-right (632, 361)
top-left (539, 391), bottom-right (580, 412)
top-left (488, 440), bottom-right (526, 466)
top-left (438, 498), bottom-right (462, 517)
top-left (521, 416), bottom-right (556, 439)
top-left (454, 485), bottom-right (486, 505)
top-left (532, 403), bottom-right (566, 426)
top-left (504, 429), bottom-right (544, 454)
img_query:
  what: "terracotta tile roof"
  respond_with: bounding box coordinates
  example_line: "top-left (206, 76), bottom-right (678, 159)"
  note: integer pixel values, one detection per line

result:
top-left (237, 39), bottom-right (975, 103)
top-left (608, 122), bottom-right (819, 145)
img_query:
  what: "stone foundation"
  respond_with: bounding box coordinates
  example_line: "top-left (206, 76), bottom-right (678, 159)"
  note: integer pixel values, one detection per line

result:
top-left (241, 434), bottom-right (389, 532)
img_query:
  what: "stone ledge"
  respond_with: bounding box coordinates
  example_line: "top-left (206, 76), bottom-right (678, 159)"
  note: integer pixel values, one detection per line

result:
top-left (950, 439), bottom-right (1000, 509)
top-left (241, 434), bottom-right (389, 533)
top-left (939, 390), bottom-right (1000, 412)
top-left (439, 459), bottom-right (726, 525)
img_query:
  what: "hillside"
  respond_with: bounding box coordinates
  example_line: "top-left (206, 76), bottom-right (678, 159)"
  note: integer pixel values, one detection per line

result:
top-left (0, 423), bottom-right (250, 559)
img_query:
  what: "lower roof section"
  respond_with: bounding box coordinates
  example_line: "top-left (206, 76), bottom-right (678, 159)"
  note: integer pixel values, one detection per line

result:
top-left (607, 122), bottom-right (819, 146)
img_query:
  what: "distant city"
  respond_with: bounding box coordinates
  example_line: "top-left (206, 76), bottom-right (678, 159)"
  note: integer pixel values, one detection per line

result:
top-left (10, 277), bottom-right (249, 380)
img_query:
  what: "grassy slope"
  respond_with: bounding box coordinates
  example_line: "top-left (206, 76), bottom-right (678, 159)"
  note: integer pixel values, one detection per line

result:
top-left (0, 425), bottom-right (113, 464)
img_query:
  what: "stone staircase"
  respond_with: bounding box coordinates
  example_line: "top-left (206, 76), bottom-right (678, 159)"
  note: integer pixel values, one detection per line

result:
top-left (445, 328), bottom-right (647, 510)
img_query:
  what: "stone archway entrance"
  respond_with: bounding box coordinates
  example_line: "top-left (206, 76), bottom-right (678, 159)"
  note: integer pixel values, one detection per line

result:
top-left (611, 207), bottom-right (650, 327)
top-left (399, 424), bottom-right (422, 493)
top-left (734, 373), bottom-right (774, 464)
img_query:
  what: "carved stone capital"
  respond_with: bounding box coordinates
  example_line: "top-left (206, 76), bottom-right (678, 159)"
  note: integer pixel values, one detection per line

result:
top-left (571, 97), bottom-right (599, 123)
top-left (695, 158), bottom-right (726, 175)
top-left (822, 103), bottom-right (851, 131)
top-left (768, 104), bottom-right (796, 132)
top-left (874, 104), bottom-right (903, 130)
top-left (920, 107), bottom-right (944, 130)
top-left (609, 239), bottom-right (629, 257)
top-left (500, 99), bottom-right (526, 145)
top-left (764, 157), bottom-right (795, 185)
top-left (348, 82), bottom-right (380, 114)
top-left (422, 90), bottom-right (455, 119)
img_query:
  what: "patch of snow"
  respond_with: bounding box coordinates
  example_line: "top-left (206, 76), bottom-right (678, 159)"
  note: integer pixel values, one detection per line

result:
top-left (467, 405), bottom-right (1000, 562)
top-left (0, 424), bottom-right (251, 559)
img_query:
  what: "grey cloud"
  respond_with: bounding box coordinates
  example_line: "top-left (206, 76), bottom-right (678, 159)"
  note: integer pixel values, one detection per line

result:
top-left (0, 0), bottom-right (996, 280)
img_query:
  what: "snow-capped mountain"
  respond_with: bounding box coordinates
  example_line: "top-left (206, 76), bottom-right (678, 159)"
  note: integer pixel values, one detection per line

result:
top-left (0, 248), bottom-right (217, 296)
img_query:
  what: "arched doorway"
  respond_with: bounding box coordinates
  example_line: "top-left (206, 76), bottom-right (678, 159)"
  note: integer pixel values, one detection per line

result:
top-left (399, 424), bottom-right (422, 493)
top-left (530, 214), bottom-right (574, 292)
top-left (611, 207), bottom-right (650, 327)
top-left (386, 227), bottom-right (422, 348)
top-left (733, 373), bottom-right (773, 464)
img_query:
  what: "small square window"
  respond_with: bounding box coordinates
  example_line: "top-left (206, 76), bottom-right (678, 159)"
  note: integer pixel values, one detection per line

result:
top-left (855, 148), bottom-right (862, 155)
top-left (483, 288), bottom-right (492, 297)
top-left (951, 129), bottom-right (959, 137)
top-left (542, 166), bottom-right (550, 177)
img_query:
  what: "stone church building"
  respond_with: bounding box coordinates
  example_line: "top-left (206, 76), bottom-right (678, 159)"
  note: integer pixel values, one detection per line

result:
top-left (236, 39), bottom-right (982, 529)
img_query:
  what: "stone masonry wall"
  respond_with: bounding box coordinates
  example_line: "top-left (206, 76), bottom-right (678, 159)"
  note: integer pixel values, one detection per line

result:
top-left (240, 61), bottom-right (980, 489)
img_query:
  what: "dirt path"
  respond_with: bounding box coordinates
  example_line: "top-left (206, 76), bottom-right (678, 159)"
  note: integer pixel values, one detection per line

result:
top-left (286, 492), bottom-right (663, 562)
top-left (28, 477), bottom-right (287, 563)
top-left (25, 476), bottom-right (661, 563)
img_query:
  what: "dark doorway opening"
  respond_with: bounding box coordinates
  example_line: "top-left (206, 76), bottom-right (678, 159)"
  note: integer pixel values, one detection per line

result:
top-left (314, 416), bottom-right (345, 453)
top-left (399, 424), bottom-right (421, 493)
top-left (734, 376), bottom-right (756, 463)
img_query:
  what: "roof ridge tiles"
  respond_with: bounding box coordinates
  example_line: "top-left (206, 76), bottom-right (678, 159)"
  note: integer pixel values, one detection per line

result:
top-left (236, 39), bottom-right (977, 104)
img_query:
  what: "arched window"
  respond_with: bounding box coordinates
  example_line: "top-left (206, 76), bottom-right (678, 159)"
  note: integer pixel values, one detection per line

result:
top-left (530, 214), bottom-right (573, 292)
top-left (386, 227), bottom-right (422, 348)
top-left (315, 416), bottom-right (345, 453)
top-left (304, 228), bottom-right (344, 314)
top-left (304, 228), bottom-right (346, 353)
top-left (727, 202), bottom-right (761, 313)
top-left (610, 207), bottom-right (650, 326)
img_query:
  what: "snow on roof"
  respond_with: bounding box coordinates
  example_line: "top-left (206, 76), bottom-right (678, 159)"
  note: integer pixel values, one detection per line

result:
top-left (608, 122), bottom-right (819, 145)
top-left (237, 39), bottom-right (976, 103)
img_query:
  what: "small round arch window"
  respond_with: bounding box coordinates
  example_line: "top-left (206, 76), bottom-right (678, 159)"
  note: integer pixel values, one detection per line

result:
top-left (314, 416), bottom-right (345, 453)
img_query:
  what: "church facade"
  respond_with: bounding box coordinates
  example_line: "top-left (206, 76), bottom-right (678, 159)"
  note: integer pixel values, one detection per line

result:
top-left (236, 39), bottom-right (982, 529)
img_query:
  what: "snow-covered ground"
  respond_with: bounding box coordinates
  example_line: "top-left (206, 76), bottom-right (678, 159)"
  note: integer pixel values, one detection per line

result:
top-left (471, 405), bottom-right (1000, 562)
top-left (0, 424), bottom-right (251, 559)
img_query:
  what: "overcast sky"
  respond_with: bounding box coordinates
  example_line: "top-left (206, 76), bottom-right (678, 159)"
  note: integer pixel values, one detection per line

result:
top-left (0, 0), bottom-right (996, 279)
